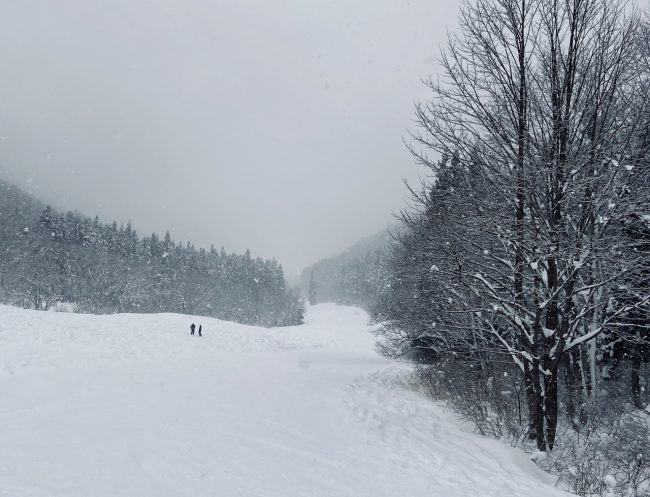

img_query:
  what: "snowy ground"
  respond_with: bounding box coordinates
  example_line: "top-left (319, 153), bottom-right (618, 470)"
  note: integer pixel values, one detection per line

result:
top-left (0, 303), bottom-right (573, 497)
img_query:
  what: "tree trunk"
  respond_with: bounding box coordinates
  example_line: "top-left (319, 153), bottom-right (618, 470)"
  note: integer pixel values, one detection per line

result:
top-left (631, 354), bottom-right (642, 409)
top-left (576, 347), bottom-right (589, 426)
top-left (563, 347), bottom-right (585, 430)
top-left (544, 362), bottom-right (559, 450)
top-left (524, 363), bottom-right (538, 440)
top-left (533, 361), bottom-right (546, 451)
top-left (563, 353), bottom-right (577, 430)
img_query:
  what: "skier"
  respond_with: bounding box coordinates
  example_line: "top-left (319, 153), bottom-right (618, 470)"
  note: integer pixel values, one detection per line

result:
top-left (198, 325), bottom-right (202, 337)
top-left (190, 323), bottom-right (195, 335)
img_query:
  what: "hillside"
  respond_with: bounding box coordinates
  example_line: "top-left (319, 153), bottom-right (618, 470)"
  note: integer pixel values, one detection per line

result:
top-left (0, 180), bottom-right (46, 227)
top-left (300, 227), bottom-right (394, 308)
top-left (0, 179), bottom-right (303, 326)
top-left (0, 303), bottom-right (572, 497)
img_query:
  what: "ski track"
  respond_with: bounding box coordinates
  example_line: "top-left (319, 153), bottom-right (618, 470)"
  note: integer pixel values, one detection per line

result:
top-left (0, 303), bottom-right (572, 497)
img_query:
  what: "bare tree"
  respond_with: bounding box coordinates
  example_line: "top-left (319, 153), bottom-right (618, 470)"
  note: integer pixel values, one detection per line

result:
top-left (19, 273), bottom-right (59, 311)
top-left (408, 0), bottom-right (646, 450)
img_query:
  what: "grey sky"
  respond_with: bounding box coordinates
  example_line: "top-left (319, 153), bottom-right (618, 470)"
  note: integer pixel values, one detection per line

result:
top-left (0, 0), bottom-right (459, 276)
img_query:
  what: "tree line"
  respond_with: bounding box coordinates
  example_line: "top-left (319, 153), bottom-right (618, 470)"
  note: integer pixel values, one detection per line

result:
top-left (0, 182), bottom-right (303, 326)
top-left (307, 248), bottom-right (390, 310)
top-left (302, 229), bottom-right (392, 309)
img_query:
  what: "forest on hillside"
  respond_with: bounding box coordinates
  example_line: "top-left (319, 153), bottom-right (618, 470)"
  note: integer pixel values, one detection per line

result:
top-left (0, 181), bottom-right (303, 326)
top-left (302, 229), bottom-right (392, 310)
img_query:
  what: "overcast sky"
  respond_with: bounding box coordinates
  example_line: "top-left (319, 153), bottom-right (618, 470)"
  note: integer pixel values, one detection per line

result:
top-left (0, 0), bottom-right (460, 276)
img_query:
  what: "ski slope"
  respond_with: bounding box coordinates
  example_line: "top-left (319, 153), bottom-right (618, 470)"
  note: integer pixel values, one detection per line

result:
top-left (0, 303), bottom-right (572, 497)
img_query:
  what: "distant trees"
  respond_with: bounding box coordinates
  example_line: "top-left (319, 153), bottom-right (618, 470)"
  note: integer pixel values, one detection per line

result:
top-left (0, 182), bottom-right (304, 326)
top-left (0, 229), bottom-right (19, 291)
top-left (334, 248), bottom-right (390, 308)
top-left (304, 247), bottom-right (391, 311)
top-left (374, 0), bottom-right (649, 464)
top-left (601, 213), bottom-right (650, 409)
top-left (76, 251), bottom-right (142, 314)
top-left (17, 250), bottom-right (60, 311)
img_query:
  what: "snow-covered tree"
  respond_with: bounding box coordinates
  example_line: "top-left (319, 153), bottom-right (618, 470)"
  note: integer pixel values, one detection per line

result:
top-left (378, 0), bottom-right (649, 452)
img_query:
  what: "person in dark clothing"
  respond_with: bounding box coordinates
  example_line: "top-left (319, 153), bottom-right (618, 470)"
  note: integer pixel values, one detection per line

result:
top-left (190, 323), bottom-right (195, 335)
top-left (198, 325), bottom-right (202, 337)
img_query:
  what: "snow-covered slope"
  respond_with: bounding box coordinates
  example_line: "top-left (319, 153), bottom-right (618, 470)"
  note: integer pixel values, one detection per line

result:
top-left (0, 304), bottom-right (571, 497)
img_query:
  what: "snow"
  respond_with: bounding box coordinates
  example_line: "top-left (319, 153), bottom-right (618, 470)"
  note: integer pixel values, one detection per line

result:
top-left (530, 450), bottom-right (547, 462)
top-left (542, 327), bottom-right (555, 338)
top-left (0, 303), bottom-right (572, 497)
top-left (53, 302), bottom-right (78, 313)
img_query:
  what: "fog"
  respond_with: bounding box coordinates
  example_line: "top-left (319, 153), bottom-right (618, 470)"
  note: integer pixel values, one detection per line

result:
top-left (0, 0), bottom-right (459, 276)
